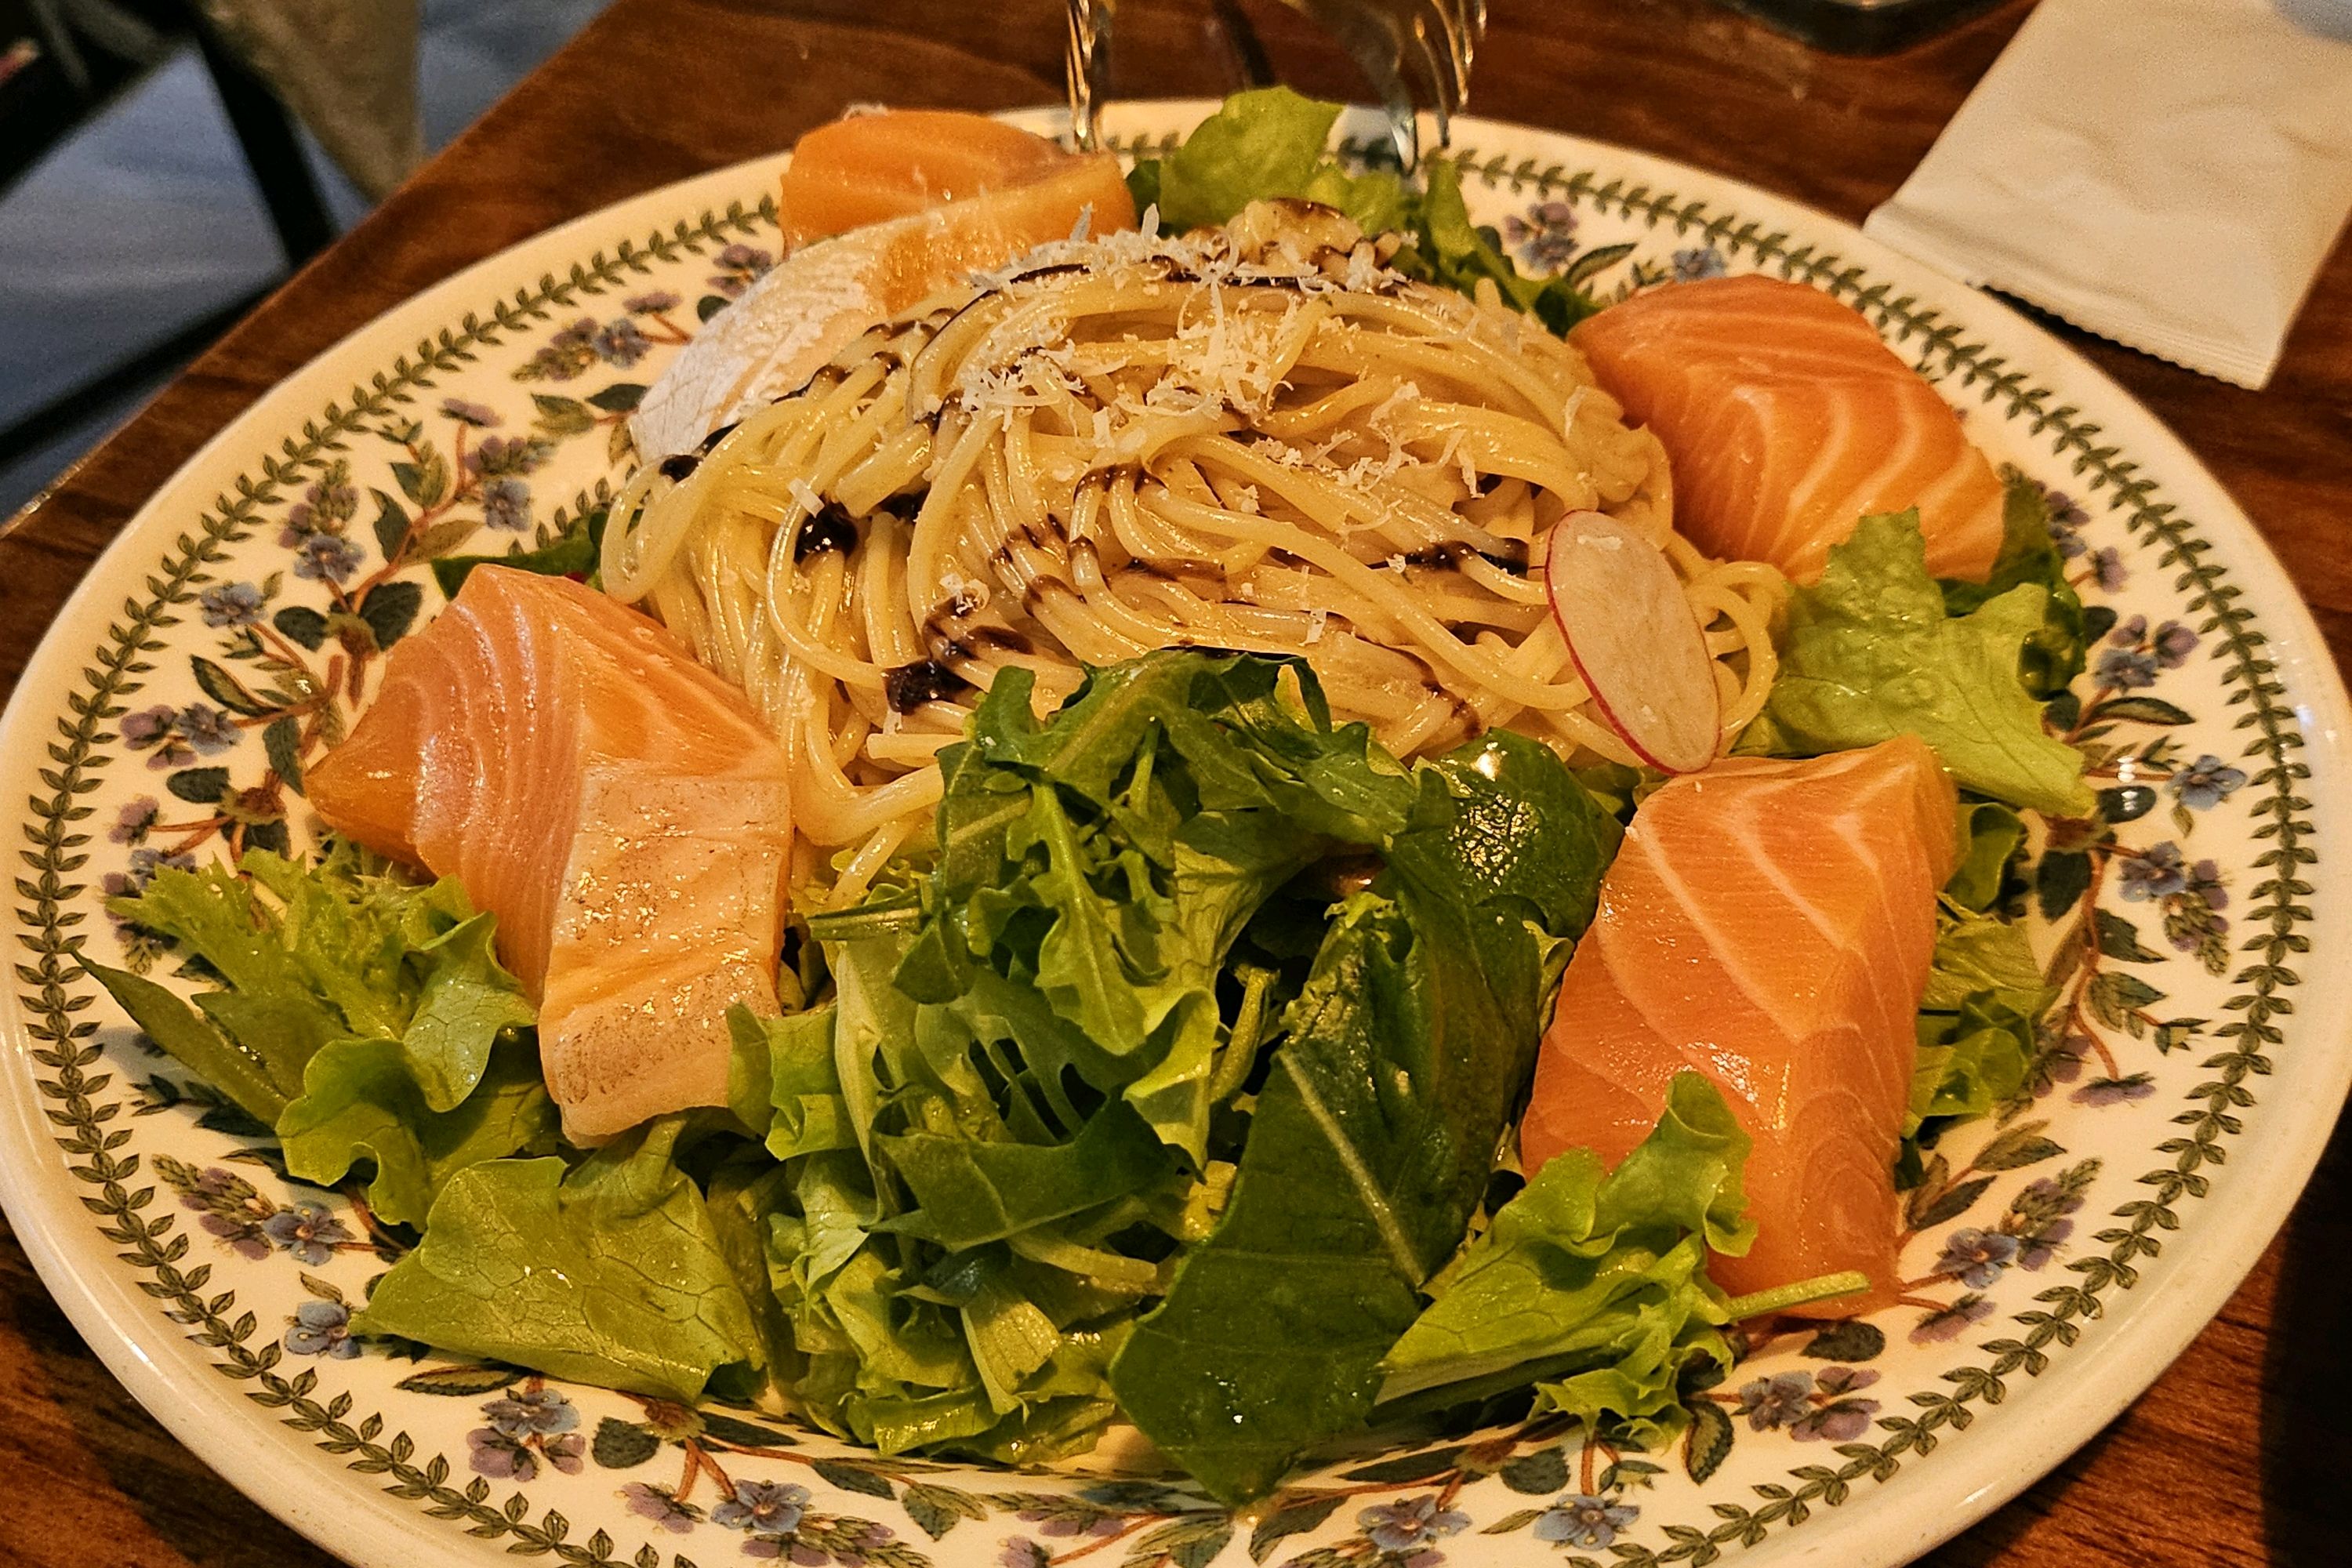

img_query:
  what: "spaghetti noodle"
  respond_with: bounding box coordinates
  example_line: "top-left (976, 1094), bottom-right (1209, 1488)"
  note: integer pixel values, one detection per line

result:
top-left (602, 201), bottom-right (1783, 895)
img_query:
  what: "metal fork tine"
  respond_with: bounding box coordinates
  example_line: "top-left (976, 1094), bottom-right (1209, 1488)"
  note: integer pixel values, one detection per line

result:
top-left (1283, 0), bottom-right (1421, 167)
top-left (1074, 0), bottom-right (1490, 170)
top-left (1402, 9), bottom-right (1454, 147)
top-left (1437, 0), bottom-right (1478, 105)
top-left (1212, 0), bottom-right (1279, 89)
top-left (1064, 0), bottom-right (1116, 151)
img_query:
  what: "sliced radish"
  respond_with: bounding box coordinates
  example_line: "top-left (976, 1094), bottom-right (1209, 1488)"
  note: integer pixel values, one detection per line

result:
top-left (1544, 510), bottom-right (1722, 774)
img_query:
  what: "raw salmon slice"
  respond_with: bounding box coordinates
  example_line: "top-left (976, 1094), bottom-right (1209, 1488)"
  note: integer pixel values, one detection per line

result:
top-left (778, 110), bottom-right (1076, 245)
top-left (631, 124), bottom-right (1136, 460)
top-left (307, 567), bottom-right (793, 1142)
top-left (1569, 275), bottom-right (2004, 583)
top-left (1519, 736), bottom-right (1958, 1313)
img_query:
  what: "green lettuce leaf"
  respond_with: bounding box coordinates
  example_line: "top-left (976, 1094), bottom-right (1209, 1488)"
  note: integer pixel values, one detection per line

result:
top-left (1134, 90), bottom-right (1599, 330)
top-left (276, 1036), bottom-right (558, 1228)
top-left (1375, 1074), bottom-right (1751, 1437)
top-left (1940, 471), bottom-right (2086, 699)
top-left (1908, 912), bottom-right (2050, 1140)
top-left (728, 1004), bottom-right (858, 1159)
top-left (1108, 731), bottom-right (1620, 1504)
top-left (1389, 158), bottom-right (1599, 334)
top-left (1921, 908), bottom-right (2044, 1009)
top-left (1145, 87), bottom-right (1397, 234)
top-left (1744, 511), bottom-right (2094, 816)
top-left (430, 503), bottom-right (606, 599)
top-left (353, 1117), bottom-right (763, 1402)
top-left (891, 652), bottom-right (1417, 1161)
top-left (91, 847), bottom-right (532, 1122)
top-left (877, 1103), bottom-right (1169, 1249)
top-left (756, 908), bottom-right (1189, 1463)
top-left (389, 913), bottom-right (538, 1112)
top-left (1947, 800), bottom-right (2025, 913)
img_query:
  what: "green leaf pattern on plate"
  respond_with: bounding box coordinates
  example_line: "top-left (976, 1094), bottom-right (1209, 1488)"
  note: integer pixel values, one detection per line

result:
top-left (8, 134), bottom-right (2308, 1568)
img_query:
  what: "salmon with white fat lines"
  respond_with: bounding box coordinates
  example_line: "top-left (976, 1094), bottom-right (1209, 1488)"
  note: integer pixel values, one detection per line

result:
top-left (307, 566), bottom-right (794, 1142)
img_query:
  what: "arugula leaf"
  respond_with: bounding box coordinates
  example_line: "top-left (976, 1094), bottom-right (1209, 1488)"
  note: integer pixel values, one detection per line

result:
top-left (278, 1036), bottom-right (558, 1227)
top-left (877, 1103), bottom-right (1170, 1248)
top-left (893, 653), bottom-right (1415, 1160)
top-left (430, 505), bottom-right (606, 598)
top-left (1744, 511), bottom-right (2094, 816)
top-left (1390, 158), bottom-right (1601, 334)
top-left (1375, 1074), bottom-right (1751, 1439)
top-left (79, 958), bottom-right (294, 1125)
top-left (704, 1149), bottom-right (798, 1385)
top-left (1108, 732), bottom-right (1619, 1504)
top-left (353, 1117), bottom-right (763, 1402)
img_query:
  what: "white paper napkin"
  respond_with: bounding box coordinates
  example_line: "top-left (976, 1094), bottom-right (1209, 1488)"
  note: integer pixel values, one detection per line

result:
top-left (1864, 0), bottom-right (2352, 390)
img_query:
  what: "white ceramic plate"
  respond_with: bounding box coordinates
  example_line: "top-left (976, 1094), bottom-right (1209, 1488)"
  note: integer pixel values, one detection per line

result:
top-left (4, 103), bottom-right (2346, 1568)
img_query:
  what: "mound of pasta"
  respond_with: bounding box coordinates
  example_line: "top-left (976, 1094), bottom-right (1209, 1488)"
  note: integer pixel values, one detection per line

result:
top-left (602, 199), bottom-right (1780, 894)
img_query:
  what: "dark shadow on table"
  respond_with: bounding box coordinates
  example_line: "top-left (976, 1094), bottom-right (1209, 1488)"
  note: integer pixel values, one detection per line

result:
top-left (0, 1220), bottom-right (339, 1568)
top-left (2261, 1098), bottom-right (2352, 1565)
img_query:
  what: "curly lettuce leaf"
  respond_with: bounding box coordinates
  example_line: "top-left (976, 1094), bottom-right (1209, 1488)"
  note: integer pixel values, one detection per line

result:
top-left (1374, 1074), bottom-right (1752, 1435)
top-left (1940, 471), bottom-right (2087, 699)
top-left (90, 847), bottom-right (531, 1123)
top-left (1947, 800), bottom-right (2025, 913)
top-left (1744, 511), bottom-right (2094, 816)
top-left (1141, 86), bottom-right (1405, 235)
top-left (276, 1036), bottom-right (558, 1228)
top-left (1908, 911), bottom-right (2050, 1142)
top-left (353, 1117), bottom-right (763, 1403)
top-left (1108, 732), bottom-right (1621, 1504)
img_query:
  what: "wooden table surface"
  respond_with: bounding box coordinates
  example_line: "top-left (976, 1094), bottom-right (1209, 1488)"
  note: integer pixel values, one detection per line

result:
top-left (2, 1), bottom-right (2347, 1563)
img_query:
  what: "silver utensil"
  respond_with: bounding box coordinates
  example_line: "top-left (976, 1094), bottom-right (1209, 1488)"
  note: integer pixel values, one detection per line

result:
top-left (1065, 0), bottom-right (1485, 168)
top-left (1270, 0), bottom-right (1483, 167)
top-left (1064, 0), bottom-right (1116, 152)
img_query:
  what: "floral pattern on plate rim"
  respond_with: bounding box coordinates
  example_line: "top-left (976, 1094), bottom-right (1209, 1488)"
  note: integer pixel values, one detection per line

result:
top-left (6, 136), bottom-right (2310, 1568)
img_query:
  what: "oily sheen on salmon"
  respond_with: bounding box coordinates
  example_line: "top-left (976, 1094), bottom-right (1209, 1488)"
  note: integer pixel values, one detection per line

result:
top-left (307, 568), bottom-right (794, 1142)
top-left (1520, 736), bottom-right (1958, 1312)
top-left (1570, 274), bottom-right (2005, 583)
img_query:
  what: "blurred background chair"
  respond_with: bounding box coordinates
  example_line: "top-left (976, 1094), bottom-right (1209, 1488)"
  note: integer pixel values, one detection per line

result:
top-left (0, 0), bottom-right (609, 516)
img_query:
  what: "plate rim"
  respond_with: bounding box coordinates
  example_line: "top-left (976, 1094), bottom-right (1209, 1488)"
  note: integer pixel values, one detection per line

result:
top-left (1, 98), bottom-right (2345, 1568)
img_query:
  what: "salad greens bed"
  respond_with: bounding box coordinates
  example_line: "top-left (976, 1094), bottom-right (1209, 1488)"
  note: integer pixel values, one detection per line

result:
top-left (84, 92), bottom-right (2096, 1508)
